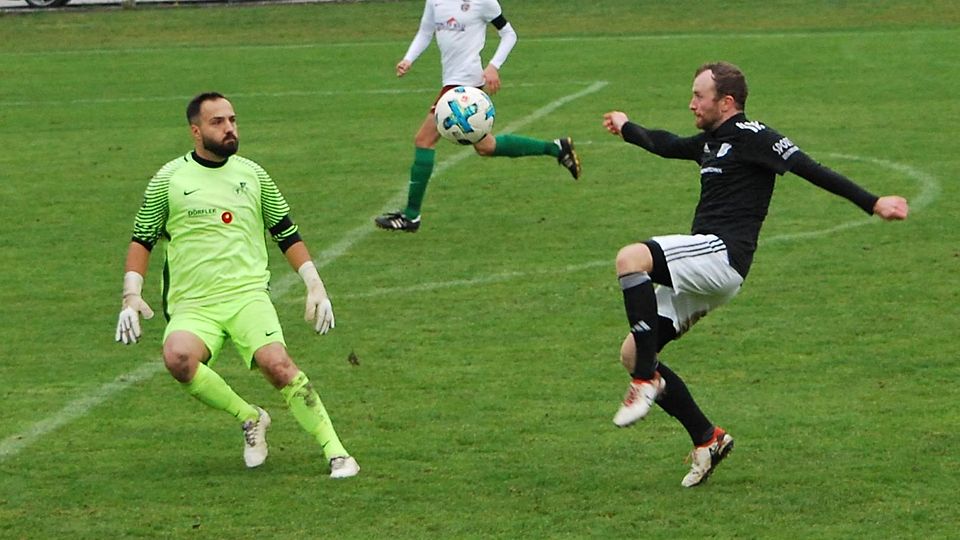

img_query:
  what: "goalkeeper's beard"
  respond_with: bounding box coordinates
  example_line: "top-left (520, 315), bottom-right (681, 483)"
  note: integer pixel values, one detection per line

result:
top-left (203, 134), bottom-right (239, 159)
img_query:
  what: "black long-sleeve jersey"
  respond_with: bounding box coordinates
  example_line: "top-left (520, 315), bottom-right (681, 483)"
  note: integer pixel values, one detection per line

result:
top-left (621, 112), bottom-right (878, 278)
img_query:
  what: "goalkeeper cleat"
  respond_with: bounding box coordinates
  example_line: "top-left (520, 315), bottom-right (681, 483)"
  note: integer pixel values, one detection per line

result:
top-left (242, 407), bottom-right (271, 468)
top-left (613, 373), bottom-right (665, 427)
top-left (681, 427), bottom-right (734, 487)
top-left (555, 137), bottom-right (581, 180)
top-left (329, 455), bottom-right (360, 479)
top-left (374, 212), bottom-right (421, 232)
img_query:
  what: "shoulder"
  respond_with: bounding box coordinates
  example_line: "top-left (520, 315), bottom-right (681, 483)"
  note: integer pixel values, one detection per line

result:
top-left (727, 118), bottom-right (801, 163)
top-left (155, 153), bottom-right (190, 178)
top-left (728, 118), bottom-right (788, 146)
top-left (476, 0), bottom-right (503, 16)
top-left (230, 155), bottom-right (270, 177)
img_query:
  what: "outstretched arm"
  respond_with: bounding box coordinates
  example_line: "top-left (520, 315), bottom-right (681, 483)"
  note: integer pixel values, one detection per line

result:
top-left (603, 111), bottom-right (702, 160)
top-left (791, 153), bottom-right (908, 220)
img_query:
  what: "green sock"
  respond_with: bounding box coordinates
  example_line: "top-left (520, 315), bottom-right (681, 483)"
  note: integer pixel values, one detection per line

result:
top-left (404, 146), bottom-right (435, 220)
top-left (492, 134), bottom-right (559, 158)
top-left (182, 363), bottom-right (259, 422)
top-left (281, 371), bottom-right (349, 460)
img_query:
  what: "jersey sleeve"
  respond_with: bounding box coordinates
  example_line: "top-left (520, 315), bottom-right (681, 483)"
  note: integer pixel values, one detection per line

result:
top-left (621, 122), bottom-right (705, 161)
top-left (255, 164), bottom-right (302, 252)
top-left (742, 125), bottom-right (802, 174)
top-left (131, 164), bottom-right (172, 250)
top-left (480, 0), bottom-right (504, 21)
top-left (403, 0), bottom-right (435, 63)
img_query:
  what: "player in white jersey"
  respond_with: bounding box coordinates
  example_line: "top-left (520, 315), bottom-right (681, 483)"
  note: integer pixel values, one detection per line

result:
top-left (375, 0), bottom-right (581, 232)
top-left (115, 92), bottom-right (359, 478)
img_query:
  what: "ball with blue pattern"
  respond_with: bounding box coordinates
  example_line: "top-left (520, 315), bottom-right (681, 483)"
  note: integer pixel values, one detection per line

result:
top-left (435, 86), bottom-right (496, 145)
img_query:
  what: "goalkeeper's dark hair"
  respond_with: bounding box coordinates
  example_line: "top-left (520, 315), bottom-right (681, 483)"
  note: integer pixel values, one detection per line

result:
top-left (186, 92), bottom-right (227, 125)
top-left (696, 62), bottom-right (748, 110)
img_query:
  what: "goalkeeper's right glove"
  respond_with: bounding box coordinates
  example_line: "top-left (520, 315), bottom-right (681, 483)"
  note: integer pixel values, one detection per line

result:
top-left (115, 271), bottom-right (154, 345)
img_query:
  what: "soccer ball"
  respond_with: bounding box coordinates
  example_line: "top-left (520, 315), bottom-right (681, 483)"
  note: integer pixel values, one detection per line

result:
top-left (435, 86), bottom-right (495, 145)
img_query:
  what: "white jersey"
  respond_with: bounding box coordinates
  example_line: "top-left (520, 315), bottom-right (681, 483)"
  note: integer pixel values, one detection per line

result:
top-left (408, 0), bottom-right (504, 87)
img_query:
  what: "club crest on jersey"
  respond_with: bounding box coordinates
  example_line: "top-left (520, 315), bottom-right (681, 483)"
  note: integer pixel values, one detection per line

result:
top-left (437, 17), bottom-right (466, 32)
top-left (717, 143), bottom-right (733, 157)
top-left (235, 181), bottom-right (248, 195)
top-left (461, 1), bottom-right (470, 11)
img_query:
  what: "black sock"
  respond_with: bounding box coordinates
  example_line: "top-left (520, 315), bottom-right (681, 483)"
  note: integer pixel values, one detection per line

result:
top-left (619, 272), bottom-right (659, 379)
top-left (656, 315), bottom-right (677, 352)
top-left (655, 362), bottom-right (715, 446)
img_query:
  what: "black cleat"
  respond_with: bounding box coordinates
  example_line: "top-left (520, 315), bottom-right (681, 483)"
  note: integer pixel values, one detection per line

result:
top-left (374, 212), bottom-right (421, 232)
top-left (556, 137), bottom-right (581, 180)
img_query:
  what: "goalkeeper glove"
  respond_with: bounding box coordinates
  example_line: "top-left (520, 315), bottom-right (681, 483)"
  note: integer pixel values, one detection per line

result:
top-left (298, 261), bottom-right (335, 334)
top-left (115, 271), bottom-right (154, 345)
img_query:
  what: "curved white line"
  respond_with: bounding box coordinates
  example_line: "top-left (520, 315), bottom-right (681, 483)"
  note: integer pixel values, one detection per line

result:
top-left (764, 153), bottom-right (937, 244)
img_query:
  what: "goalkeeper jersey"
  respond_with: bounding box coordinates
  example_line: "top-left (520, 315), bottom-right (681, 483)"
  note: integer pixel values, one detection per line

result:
top-left (131, 152), bottom-right (300, 314)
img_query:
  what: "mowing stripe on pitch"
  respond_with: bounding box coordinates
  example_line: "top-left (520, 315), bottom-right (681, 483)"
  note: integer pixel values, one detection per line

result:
top-left (0, 82), bottom-right (589, 108)
top-left (0, 27), bottom-right (948, 58)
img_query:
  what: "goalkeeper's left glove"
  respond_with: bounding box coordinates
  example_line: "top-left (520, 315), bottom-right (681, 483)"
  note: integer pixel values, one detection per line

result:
top-left (298, 261), bottom-right (335, 334)
top-left (115, 271), bottom-right (154, 345)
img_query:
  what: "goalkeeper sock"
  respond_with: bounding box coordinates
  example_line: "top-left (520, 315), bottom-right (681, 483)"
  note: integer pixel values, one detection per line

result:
top-left (281, 371), bottom-right (349, 460)
top-left (491, 134), bottom-right (559, 158)
top-left (182, 363), bottom-right (259, 422)
top-left (403, 147), bottom-right (435, 220)
top-left (619, 272), bottom-right (660, 380)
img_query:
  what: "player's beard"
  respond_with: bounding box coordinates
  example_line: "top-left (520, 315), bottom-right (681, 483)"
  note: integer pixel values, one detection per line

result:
top-left (203, 134), bottom-right (239, 159)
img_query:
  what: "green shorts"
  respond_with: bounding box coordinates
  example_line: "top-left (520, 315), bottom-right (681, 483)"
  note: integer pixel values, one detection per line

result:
top-left (163, 291), bottom-right (286, 368)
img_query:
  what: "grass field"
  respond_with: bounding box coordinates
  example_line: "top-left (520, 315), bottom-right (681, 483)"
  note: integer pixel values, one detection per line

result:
top-left (1, 0), bottom-right (959, 537)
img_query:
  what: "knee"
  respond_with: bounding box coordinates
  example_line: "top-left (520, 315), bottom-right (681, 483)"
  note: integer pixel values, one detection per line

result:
top-left (256, 348), bottom-right (299, 388)
top-left (473, 143), bottom-right (493, 156)
top-left (414, 131), bottom-right (438, 149)
top-left (616, 243), bottom-right (653, 275)
top-left (473, 134), bottom-right (495, 156)
top-left (163, 348), bottom-right (198, 383)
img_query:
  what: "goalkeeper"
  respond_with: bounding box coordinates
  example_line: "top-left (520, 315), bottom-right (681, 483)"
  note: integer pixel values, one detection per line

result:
top-left (115, 92), bottom-right (359, 479)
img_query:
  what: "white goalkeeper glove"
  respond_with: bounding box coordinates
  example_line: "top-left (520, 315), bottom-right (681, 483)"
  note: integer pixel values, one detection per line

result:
top-left (298, 261), bottom-right (335, 334)
top-left (115, 271), bottom-right (154, 345)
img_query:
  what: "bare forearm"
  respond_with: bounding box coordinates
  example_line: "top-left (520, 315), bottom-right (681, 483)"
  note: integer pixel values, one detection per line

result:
top-left (283, 240), bottom-right (312, 272)
top-left (124, 242), bottom-right (151, 276)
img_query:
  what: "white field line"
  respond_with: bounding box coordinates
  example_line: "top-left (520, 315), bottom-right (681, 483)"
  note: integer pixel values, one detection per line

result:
top-left (0, 81), bottom-right (608, 462)
top-left (0, 361), bottom-right (166, 459)
top-left (308, 147), bottom-right (941, 300)
top-left (763, 153), bottom-right (939, 243)
top-left (0, 138), bottom-right (935, 463)
top-left (268, 80), bottom-right (609, 299)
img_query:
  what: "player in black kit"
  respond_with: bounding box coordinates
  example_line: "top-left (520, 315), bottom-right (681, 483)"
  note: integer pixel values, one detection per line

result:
top-left (601, 61), bottom-right (909, 487)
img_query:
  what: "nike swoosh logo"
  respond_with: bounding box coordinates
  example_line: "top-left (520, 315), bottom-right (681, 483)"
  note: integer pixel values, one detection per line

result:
top-left (265, 330), bottom-right (279, 336)
top-left (184, 189), bottom-right (200, 196)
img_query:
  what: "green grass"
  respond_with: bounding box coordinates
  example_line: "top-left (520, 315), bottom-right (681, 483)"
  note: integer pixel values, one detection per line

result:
top-left (1, 0), bottom-right (958, 537)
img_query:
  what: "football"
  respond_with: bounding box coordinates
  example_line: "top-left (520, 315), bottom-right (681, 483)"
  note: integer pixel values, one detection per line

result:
top-left (434, 86), bottom-right (495, 145)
